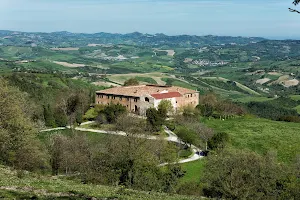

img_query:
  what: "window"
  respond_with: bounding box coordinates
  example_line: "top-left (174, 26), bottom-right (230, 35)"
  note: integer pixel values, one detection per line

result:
top-left (113, 96), bottom-right (116, 99)
top-left (120, 97), bottom-right (122, 100)
top-left (127, 97), bottom-right (130, 101)
top-left (107, 95), bottom-right (110, 99)
top-left (145, 97), bottom-right (149, 102)
top-left (134, 98), bottom-right (138, 102)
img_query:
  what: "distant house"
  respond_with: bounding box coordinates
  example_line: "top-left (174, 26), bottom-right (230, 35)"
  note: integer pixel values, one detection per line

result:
top-left (95, 84), bottom-right (199, 115)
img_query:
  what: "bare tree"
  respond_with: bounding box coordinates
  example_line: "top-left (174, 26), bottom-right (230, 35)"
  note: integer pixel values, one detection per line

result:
top-left (289, 0), bottom-right (300, 13)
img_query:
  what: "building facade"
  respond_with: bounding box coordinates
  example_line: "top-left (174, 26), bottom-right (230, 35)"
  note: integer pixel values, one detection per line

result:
top-left (95, 85), bottom-right (199, 115)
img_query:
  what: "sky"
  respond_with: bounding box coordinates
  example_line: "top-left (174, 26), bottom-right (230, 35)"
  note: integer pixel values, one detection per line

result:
top-left (0, 0), bottom-right (299, 39)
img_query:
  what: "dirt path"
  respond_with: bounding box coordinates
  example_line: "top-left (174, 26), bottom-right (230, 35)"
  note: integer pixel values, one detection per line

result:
top-left (40, 123), bottom-right (203, 165)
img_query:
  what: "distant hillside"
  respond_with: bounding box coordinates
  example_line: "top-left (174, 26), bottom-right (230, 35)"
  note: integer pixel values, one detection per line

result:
top-left (0, 30), bottom-right (265, 48)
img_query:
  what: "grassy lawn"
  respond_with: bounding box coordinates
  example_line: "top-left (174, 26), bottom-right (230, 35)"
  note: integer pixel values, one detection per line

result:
top-left (203, 117), bottom-right (300, 163)
top-left (38, 129), bottom-right (116, 146)
top-left (179, 159), bottom-right (206, 184)
top-left (0, 165), bottom-right (197, 200)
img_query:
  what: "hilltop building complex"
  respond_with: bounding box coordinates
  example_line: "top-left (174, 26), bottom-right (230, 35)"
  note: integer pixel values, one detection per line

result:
top-left (95, 85), bottom-right (199, 115)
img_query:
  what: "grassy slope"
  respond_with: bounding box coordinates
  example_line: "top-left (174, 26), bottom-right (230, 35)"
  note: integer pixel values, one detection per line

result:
top-left (0, 166), bottom-right (200, 200)
top-left (201, 76), bottom-right (260, 95)
top-left (203, 117), bottom-right (300, 163)
top-left (179, 160), bottom-right (206, 184)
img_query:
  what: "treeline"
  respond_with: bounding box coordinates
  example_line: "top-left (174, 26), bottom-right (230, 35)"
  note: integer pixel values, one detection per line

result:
top-left (245, 97), bottom-right (300, 122)
top-left (4, 73), bottom-right (102, 128)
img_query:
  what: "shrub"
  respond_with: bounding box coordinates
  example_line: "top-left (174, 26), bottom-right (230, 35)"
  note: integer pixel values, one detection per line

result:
top-left (124, 78), bottom-right (139, 86)
top-left (83, 108), bottom-right (98, 121)
top-left (100, 103), bottom-right (127, 124)
top-left (207, 132), bottom-right (229, 150)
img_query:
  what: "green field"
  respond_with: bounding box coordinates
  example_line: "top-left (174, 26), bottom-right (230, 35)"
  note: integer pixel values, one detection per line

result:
top-left (203, 117), bottom-right (300, 163)
top-left (162, 78), bottom-right (197, 90)
top-left (179, 160), bottom-right (205, 184)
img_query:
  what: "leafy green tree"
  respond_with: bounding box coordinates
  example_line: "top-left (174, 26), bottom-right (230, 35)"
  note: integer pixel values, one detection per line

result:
top-left (124, 78), bottom-right (139, 86)
top-left (43, 104), bottom-right (56, 127)
top-left (158, 100), bottom-right (174, 118)
top-left (146, 108), bottom-right (164, 132)
top-left (207, 132), bottom-right (229, 150)
top-left (100, 103), bottom-right (127, 124)
top-left (175, 126), bottom-right (197, 147)
top-left (0, 78), bottom-right (48, 171)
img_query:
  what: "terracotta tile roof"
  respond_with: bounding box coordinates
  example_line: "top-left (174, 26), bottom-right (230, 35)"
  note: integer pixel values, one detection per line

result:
top-left (96, 85), bottom-right (197, 97)
top-left (151, 92), bottom-right (182, 100)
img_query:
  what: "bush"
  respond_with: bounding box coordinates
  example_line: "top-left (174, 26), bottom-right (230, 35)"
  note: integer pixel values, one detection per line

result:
top-left (165, 120), bottom-right (176, 131)
top-left (83, 108), bottom-right (98, 121)
top-left (178, 149), bottom-right (192, 158)
top-left (201, 149), bottom-right (299, 199)
top-left (207, 132), bottom-right (229, 150)
top-left (99, 103), bottom-right (127, 124)
top-left (278, 115), bottom-right (300, 123)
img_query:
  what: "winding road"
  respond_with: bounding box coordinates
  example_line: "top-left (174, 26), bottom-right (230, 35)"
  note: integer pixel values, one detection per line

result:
top-left (40, 121), bottom-right (204, 165)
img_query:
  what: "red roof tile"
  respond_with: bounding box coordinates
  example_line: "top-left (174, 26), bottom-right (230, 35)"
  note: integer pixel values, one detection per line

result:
top-left (151, 92), bottom-right (182, 100)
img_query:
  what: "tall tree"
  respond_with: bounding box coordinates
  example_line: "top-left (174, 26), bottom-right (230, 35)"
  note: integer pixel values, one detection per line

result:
top-left (0, 78), bottom-right (47, 170)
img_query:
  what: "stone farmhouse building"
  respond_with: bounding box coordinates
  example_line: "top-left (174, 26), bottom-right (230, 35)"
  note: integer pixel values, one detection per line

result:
top-left (95, 84), bottom-right (199, 115)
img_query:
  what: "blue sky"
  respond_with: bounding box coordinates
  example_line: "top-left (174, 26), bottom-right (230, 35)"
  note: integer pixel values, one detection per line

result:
top-left (0, 0), bottom-right (299, 39)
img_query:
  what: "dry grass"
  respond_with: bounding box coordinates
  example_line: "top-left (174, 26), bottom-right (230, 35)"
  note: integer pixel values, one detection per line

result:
top-left (53, 61), bottom-right (85, 68)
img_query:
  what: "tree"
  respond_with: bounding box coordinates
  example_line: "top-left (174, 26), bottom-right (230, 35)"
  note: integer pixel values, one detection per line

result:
top-left (43, 104), bottom-right (56, 127)
top-left (207, 132), bottom-right (229, 150)
top-left (175, 126), bottom-right (197, 147)
top-left (99, 103), bottom-right (127, 124)
top-left (289, 0), bottom-right (300, 13)
top-left (56, 92), bottom-right (89, 127)
top-left (0, 78), bottom-right (48, 171)
top-left (48, 132), bottom-right (90, 176)
top-left (158, 100), bottom-right (174, 117)
top-left (189, 122), bottom-right (214, 151)
top-left (146, 108), bottom-right (164, 132)
top-left (124, 78), bottom-right (139, 86)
